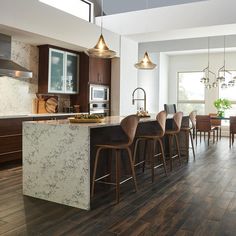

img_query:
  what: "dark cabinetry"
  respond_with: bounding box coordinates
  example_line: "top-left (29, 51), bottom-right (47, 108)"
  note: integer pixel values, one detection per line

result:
top-left (38, 45), bottom-right (79, 94)
top-left (0, 115), bottom-right (74, 164)
top-left (0, 118), bottom-right (32, 163)
top-left (89, 57), bottom-right (111, 85)
top-left (71, 53), bottom-right (111, 112)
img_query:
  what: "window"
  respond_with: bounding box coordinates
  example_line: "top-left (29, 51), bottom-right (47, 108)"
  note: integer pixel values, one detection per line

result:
top-left (219, 70), bottom-right (236, 117)
top-left (39, 0), bottom-right (93, 22)
top-left (177, 72), bottom-right (205, 114)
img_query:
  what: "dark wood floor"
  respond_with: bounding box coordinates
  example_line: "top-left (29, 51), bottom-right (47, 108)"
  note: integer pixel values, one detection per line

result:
top-left (1, 138), bottom-right (236, 236)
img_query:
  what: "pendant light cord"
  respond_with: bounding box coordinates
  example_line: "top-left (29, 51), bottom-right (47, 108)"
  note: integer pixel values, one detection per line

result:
top-left (101, 0), bottom-right (103, 34)
top-left (224, 35), bottom-right (226, 78)
top-left (207, 37), bottom-right (210, 79)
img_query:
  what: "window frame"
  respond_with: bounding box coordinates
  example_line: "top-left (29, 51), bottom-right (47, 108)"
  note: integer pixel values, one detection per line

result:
top-left (177, 71), bottom-right (206, 113)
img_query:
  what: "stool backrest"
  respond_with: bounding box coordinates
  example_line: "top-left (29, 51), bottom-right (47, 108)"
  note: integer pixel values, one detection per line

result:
top-left (196, 115), bottom-right (211, 131)
top-left (189, 110), bottom-right (197, 129)
top-left (156, 111), bottom-right (167, 137)
top-left (121, 115), bottom-right (140, 146)
top-left (164, 104), bottom-right (177, 115)
top-left (173, 112), bottom-right (183, 132)
top-left (230, 116), bottom-right (236, 133)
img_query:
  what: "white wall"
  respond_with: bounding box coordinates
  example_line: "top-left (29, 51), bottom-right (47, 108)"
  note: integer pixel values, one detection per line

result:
top-left (159, 53), bottom-right (169, 111)
top-left (0, 0), bottom-right (120, 54)
top-left (168, 52), bottom-right (236, 114)
top-left (111, 57), bottom-right (120, 115)
top-left (137, 53), bottom-right (159, 113)
top-left (119, 36), bottom-right (138, 116)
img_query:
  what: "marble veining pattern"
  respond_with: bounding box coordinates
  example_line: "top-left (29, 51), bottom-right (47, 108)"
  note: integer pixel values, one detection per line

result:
top-left (23, 123), bottom-right (90, 210)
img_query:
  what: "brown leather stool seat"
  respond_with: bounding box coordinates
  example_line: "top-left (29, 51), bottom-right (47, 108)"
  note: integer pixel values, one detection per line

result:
top-left (91, 115), bottom-right (139, 203)
top-left (133, 111), bottom-right (168, 182)
top-left (165, 112), bottom-right (183, 171)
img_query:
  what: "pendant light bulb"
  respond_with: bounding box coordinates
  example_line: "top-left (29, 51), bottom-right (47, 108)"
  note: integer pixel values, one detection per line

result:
top-left (135, 52), bottom-right (157, 70)
top-left (86, 0), bottom-right (116, 58)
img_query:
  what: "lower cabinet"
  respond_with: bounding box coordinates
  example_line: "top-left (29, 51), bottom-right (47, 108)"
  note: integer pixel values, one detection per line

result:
top-left (0, 115), bottom-right (73, 164)
top-left (0, 118), bottom-right (32, 164)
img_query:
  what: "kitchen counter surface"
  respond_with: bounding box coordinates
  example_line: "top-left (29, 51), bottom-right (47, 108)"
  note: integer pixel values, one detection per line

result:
top-left (23, 114), bottom-right (183, 128)
top-left (0, 112), bottom-right (80, 119)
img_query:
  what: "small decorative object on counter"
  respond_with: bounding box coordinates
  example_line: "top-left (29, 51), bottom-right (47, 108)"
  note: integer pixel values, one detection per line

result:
top-left (213, 98), bottom-right (232, 117)
top-left (68, 114), bottom-right (105, 123)
top-left (73, 105), bottom-right (80, 113)
top-left (137, 108), bottom-right (150, 118)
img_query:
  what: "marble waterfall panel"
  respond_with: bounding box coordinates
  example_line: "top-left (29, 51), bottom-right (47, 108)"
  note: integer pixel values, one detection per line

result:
top-left (23, 122), bottom-right (90, 210)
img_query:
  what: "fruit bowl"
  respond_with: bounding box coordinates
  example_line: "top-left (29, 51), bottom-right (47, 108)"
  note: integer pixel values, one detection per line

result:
top-left (68, 114), bottom-right (105, 123)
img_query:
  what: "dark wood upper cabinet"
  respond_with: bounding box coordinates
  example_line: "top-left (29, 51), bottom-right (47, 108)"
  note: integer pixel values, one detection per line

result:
top-left (70, 53), bottom-right (111, 112)
top-left (38, 45), bottom-right (79, 94)
top-left (89, 57), bottom-right (111, 85)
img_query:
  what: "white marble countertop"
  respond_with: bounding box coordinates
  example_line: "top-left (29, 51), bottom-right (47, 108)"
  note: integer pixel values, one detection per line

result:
top-left (0, 112), bottom-right (80, 119)
top-left (23, 114), bottom-right (181, 128)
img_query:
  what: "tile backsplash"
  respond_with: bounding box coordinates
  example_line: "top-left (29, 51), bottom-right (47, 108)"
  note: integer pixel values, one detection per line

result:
top-left (0, 38), bottom-right (70, 115)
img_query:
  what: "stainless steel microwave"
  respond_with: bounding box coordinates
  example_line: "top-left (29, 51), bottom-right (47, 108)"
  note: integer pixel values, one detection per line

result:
top-left (90, 84), bottom-right (109, 102)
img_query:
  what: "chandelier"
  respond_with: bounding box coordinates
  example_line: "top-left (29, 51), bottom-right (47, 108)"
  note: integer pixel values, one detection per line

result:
top-left (200, 36), bottom-right (236, 89)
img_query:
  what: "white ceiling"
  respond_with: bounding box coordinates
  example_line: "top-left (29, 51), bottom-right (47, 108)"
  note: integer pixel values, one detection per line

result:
top-left (91, 0), bottom-right (206, 16)
top-left (96, 0), bottom-right (236, 43)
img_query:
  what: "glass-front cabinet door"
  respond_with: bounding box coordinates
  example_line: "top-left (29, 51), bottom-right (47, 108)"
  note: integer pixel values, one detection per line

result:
top-left (48, 48), bottom-right (64, 93)
top-left (48, 48), bottom-right (79, 94)
top-left (65, 53), bottom-right (78, 94)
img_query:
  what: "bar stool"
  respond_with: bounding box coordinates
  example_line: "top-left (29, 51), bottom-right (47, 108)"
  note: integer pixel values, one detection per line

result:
top-left (181, 111), bottom-right (196, 161)
top-left (91, 115), bottom-right (139, 203)
top-left (165, 112), bottom-right (183, 171)
top-left (229, 116), bottom-right (236, 147)
top-left (133, 111), bottom-right (168, 182)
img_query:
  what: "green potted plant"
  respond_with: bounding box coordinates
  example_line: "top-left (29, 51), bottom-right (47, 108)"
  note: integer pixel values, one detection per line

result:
top-left (213, 98), bottom-right (232, 117)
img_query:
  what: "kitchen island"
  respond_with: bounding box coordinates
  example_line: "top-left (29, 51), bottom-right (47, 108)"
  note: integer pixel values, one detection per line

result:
top-left (22, 115), bottom-right (189, 210)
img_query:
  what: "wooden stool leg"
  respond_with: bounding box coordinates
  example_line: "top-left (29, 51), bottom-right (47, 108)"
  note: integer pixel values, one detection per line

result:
top-left (143, 139), bottom-right (147, 172)
top-left (208, 132), bottom-right (210, 146)
top-left (168, 135), bottom-right (173, 171)
top-left (200, 132), bottom-right (202, 143)
top-left (230, 132), bottom-right (232, 148)
top-left (185, 130), bottom-right (189, 162)
top-left (115, 149), bottom-right (121, 203)
top-left (174, 134), bottom-right (181, 166)
top-left (133, 138), bottom-right (140, 166)
top-left (196, 131), bottom-right (198, 145)
top-left (190, 130), bottom-right (195, 161)
top-left (91, 147), bottom-right (102, 198)
top-left (158, 139), bottom-right (168, 176)
top-left (151, 139), bottom-right (156, 182)
top-left (127, 148), bottom-right (138, 192)
top-left (213, 130), bottom-right (215, 144)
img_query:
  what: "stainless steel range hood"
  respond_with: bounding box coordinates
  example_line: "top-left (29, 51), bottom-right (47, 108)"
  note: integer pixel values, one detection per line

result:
top-left (0, 34), bottom-right (33, 79)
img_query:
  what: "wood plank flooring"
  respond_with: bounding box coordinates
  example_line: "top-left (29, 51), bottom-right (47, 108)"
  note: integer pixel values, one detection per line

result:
top-left (1, 138), bottom-right (236, 235)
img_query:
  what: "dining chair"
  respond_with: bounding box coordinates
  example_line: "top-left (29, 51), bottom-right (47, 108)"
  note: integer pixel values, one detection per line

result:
top-left (91, 115), bottom-right (139, 203)
top-left (164, 104), bottom-right (177, 115)
top-left (209, 113), bottom-right (221, 140)
top-left (229, 116), bottom-right (236, 147)
top-left (196, 115), bottom-right (217, 145)
top-left (133, 111), bottom-right (168, 182)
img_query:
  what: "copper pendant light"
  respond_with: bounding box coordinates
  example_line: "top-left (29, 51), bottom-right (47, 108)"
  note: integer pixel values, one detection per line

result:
top-left (87, 0), bottom-right (116, 58)
top-left (134, 1), bottom-right (156, 70)
top-left (135, 51), bottom-right (157, 70)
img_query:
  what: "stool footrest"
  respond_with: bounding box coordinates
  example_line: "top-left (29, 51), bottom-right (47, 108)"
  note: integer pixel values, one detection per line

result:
top-left (95, 176), bottom-right (133, 186)
top-left (95, 173), bottom-right (111, 182)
